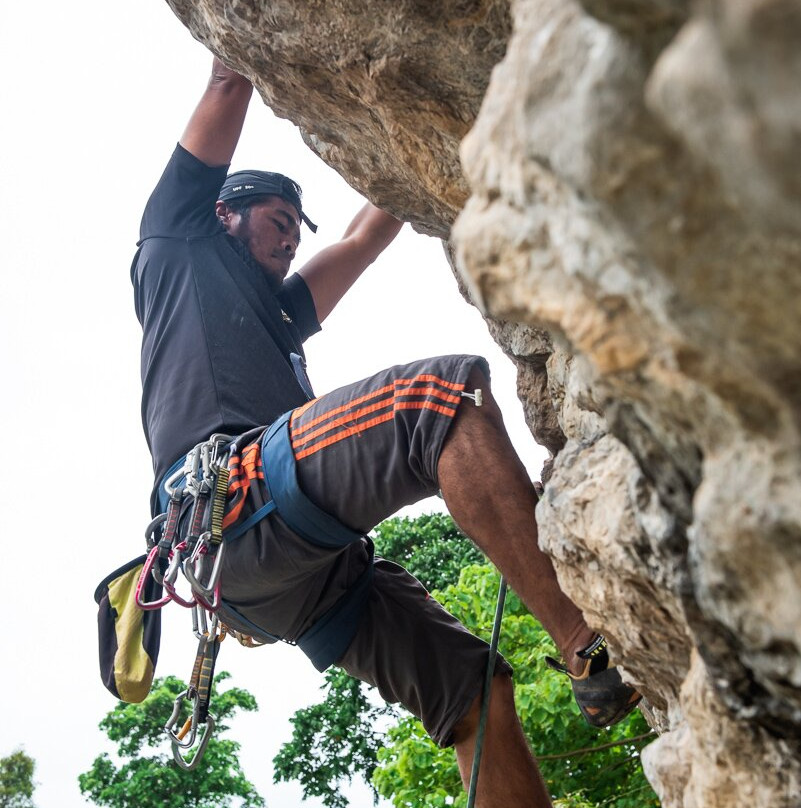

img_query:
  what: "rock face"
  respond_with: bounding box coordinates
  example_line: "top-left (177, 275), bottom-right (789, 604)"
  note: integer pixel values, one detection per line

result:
top-left (167, 0), bottom-right (801, 804)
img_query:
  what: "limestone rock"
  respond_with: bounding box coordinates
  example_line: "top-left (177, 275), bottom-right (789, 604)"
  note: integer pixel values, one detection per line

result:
top-left (455, 0), bottom-right (801, 803)
top-left (167, 0), bottom-right (511, 237)
top-left (644, 652), bottom-right (801, 807)
top-left (167, 0), bottom-right (801, 804)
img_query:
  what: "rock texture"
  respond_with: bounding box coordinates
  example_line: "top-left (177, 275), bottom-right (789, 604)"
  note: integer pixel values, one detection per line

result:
top-left (167, 0), bottom-right (801, 804)
top-left (168, 0), bottom-right (511, 237)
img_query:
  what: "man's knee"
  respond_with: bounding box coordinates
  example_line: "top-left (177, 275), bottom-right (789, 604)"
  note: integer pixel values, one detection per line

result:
top-left (452, 672), bottom-right (517, 746)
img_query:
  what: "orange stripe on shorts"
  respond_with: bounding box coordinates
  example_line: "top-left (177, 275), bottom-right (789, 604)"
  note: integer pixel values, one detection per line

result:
top-left (290, 375), bottom-right (464, 440)
top-left (293, 400), bottom-right (458, 461)
top-left (292, 384), bottom-right (461, 450)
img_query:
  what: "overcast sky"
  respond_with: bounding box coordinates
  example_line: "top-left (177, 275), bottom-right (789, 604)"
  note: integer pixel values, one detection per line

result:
top-left (0, 3), bottom-right (547, 806)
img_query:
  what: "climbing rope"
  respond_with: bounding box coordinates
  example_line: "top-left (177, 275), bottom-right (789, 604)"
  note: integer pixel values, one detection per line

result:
top-left (466, 574), bottom-right (507, 808)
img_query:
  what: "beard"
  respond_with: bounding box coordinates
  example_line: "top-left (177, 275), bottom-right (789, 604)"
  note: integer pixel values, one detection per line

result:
top-left (228, 234), bottom-right (283, 293)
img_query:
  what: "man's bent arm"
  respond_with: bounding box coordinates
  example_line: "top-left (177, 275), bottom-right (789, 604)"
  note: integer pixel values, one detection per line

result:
top-left (180, 57), bottom-right (253, 167)
top-left (298, 203), bottom-right (403, 323)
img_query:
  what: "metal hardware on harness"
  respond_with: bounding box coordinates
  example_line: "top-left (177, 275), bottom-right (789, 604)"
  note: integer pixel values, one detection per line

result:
top-left (135, 544), bottom-right (172, 610)
top-left (136, 434), bottom-right (233, 613)
top-left (137, 432), bottom-right (271, 770)
top-left (184, 433), bottom-right (230, 497)
top-left (460, 388), bottom-right (483, 406)
top-left (165, 614), bottom-right (224, 770)
top-left (184, 533), bottom-right (226, 611)
top-left (165, 693), bottom-right (215, 771)
top-left (161, 541), bottom-right (198, 609)
top-left (134, 434), bottom-right (234, 769)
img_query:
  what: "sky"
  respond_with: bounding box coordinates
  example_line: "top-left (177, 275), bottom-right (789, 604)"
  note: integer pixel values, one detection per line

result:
top-left (0, 2), bottom-right (547, 806)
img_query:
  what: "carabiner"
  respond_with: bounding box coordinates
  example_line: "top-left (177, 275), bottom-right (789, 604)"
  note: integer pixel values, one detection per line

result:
top-left (165, 685), bottom-right (215, 769)
top-left (171, 715), bottom-right (215, 770)
top-left (184, 534), bottom-right (226, 611)
top-left (162, 541), bottom-right (196, 608)
top-left (144, 513), bottom-right (168, 550)
top-left (135, 546), bottom-right (172, 610)
top-left (163, 464), bottom-right (188, 500)
top-left (192, 604), bottom-right (209, 641)
top-left (165, 688), bottom-right (201, 749)
top-left (207, 433), bottom-right (232, 471)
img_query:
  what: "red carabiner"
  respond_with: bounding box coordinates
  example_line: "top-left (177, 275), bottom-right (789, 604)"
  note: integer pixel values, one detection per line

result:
top-left (135, 546), bottom-right (172, 610)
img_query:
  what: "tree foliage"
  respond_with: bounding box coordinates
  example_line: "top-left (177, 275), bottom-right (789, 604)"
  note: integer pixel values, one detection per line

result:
top-left (272, 668), bottom-right (397, 808)
top-left (79, 673), bottom-right (264, 808)
top-left (274, 513), bottom-right (658, 807)
top-left (372, 565), bottom-right (657, 808)
top-left (369, 512), bottom-right (485, 592)
top-left (0, 749), bottom-right (36, 808)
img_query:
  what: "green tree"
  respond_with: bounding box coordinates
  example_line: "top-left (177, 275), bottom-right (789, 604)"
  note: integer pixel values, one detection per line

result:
top-left (79, 673), bottom-right (264, 808)
top-left (274, 513), bottom-right (658, 807)
top-left (272, 668), bottom-right (396, 808)
top-left (0, 749), bottom-right (36, 808)
top-left (368, 512), bottom-right (486, 591)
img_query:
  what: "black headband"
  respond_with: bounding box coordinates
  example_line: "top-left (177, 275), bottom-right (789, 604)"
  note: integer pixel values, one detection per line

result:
top-left (219, 170), bottom-right (318, 233)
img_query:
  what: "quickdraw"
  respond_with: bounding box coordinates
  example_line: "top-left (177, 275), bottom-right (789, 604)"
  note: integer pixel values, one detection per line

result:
top-left (134, 433), bottom-right (259, 769)
top-left (165, 613), bottom-right (224, 770)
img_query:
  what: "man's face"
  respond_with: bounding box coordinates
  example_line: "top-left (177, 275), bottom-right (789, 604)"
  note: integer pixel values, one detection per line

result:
top-left (219, 196), bottom-right (301, 286)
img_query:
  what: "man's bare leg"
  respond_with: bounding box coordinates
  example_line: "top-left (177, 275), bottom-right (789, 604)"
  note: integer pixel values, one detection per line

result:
top-left (453, 674), bottom-right (551, 807)
top-left (438, 367), bottom-right (595, 674)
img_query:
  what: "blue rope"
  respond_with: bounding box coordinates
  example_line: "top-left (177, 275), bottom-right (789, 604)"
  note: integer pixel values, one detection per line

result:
top-left (466, 575), bottom-right (507, 808)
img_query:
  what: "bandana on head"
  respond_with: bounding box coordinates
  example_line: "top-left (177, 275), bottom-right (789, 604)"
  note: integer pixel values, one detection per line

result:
top-left (219, 170), bottom-right (318, 233)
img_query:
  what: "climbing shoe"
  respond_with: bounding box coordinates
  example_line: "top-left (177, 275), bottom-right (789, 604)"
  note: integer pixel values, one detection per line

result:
top-left (545, 635), bottom-right (641, 727)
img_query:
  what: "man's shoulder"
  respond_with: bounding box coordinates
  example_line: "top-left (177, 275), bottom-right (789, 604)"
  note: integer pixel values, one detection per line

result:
top-left (140, 144), bottom-right (229, 242)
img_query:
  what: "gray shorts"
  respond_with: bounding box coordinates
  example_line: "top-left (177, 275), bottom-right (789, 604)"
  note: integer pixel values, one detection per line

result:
top-left (219, 355), bottom-right (512, 746)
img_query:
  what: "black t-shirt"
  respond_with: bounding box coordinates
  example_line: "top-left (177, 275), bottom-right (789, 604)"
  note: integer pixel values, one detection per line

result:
top-left (131, 144), bottom-right (321, 498)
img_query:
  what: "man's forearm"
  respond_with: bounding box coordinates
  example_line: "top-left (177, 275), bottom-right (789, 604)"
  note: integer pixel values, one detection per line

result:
top-left (180, 57), bottom-right (253, 168)
top-left (298, 203), bottom-right (404, 323)
top-left (342, 202), bottom-right (403, 244)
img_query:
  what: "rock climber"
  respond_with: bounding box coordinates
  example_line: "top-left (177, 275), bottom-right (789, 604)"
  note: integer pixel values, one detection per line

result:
top-left (131, 56), bottom-right (640, 807)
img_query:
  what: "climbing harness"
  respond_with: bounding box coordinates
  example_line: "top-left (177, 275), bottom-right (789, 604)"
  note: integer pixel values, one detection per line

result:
top-left (127, 418), bottom-right (370, 768)
top-left (99, 383), bottom-right (493, 775)
top-left (466, 574), bottom-right (507, 808)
